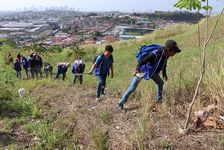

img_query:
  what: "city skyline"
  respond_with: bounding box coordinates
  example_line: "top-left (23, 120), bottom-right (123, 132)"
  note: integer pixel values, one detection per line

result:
top-left (0, 0), bottom-right (223, 13)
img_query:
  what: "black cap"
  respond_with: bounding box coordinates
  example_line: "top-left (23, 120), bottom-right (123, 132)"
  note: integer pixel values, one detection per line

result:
top-left (165, 40), bottom-right (181, 53)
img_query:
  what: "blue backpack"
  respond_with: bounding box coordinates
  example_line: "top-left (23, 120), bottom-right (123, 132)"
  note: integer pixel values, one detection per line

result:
top-left (136, 44), bottom-right (162, 63)
top-left (72, 63), bottom-right (85, 74)
top-left (22, 58), bottom-right (29, 69)
top-left (72, 64), bottom-right (77, 74)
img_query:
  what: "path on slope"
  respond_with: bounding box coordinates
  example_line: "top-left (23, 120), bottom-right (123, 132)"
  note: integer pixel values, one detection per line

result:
top-left (30, 85), bottom-right (224, 150)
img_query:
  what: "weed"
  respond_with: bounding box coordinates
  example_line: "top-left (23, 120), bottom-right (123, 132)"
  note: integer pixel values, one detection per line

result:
top-left (160, 139), bottom-right (171, 150)
top-left (91, 128), bottom-right (108, 150)
top-left (99, 111), bottom-right (113, 125)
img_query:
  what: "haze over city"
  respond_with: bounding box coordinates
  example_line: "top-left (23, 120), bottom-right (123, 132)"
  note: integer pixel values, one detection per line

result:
top-left (0, 0), bottom-right (223, 12)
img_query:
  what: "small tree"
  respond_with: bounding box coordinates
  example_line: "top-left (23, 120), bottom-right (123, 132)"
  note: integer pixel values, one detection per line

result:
top-left (70, 41), bottom-right (86, 58)
top-left (174, 0), bottom-right (224, 131)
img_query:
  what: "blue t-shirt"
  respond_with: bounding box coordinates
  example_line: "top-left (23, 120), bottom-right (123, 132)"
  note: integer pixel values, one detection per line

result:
top-left (94, 55), bottom-right (113, 75)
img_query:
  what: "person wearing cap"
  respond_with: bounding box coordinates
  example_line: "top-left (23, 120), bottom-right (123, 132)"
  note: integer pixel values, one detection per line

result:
top-left (117, 40), bottom-right (181, 110)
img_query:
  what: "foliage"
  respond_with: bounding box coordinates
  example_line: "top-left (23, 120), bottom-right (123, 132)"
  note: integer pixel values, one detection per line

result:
top-left (174, 0), bottom-right (212, 11)
top-left (23, 42), bottom-right (48, 53)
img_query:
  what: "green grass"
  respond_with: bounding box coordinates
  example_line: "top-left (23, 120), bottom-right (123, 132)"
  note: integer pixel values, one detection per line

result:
top-left (0, 15), bottom-right (223, 149)
top-left (91, 128), bottom-right (108, 150)
top-left (98, 111), bottom-right (113, 125)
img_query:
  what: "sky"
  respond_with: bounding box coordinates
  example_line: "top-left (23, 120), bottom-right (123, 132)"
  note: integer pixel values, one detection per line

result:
top-left (0, 0), bottom-right (223, 13)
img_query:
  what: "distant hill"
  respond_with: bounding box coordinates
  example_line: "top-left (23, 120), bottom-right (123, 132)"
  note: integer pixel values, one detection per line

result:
top-left (132, 11), bottom-right (204, 23)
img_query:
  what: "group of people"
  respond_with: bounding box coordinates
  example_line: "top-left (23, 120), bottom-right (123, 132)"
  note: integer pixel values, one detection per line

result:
top-left (13, 52), bottom-right (48, 79)
top-left (11, 52), bottom-right (86, 85)
top-left (53, 57), bottom-right (86, 84)
top-left (10, 39), bottom-right (182, 111)
top-left (88, 40), bottom-right (181, 110)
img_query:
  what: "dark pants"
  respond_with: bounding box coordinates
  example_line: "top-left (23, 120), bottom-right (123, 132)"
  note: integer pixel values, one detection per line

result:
top-left (96, 74), bottom-right (107, 98)
top-left (45, 69), bottom-right (52, 78)
top-left (35, 66), bottom-right (42, 78)
top-left (16, 70), bottom-right (21, 78)
top-left (73, 75), bottom-right (83, 84)
top-left (54, 70), bottom-right (67, 81)
top-left (24, 68), bottom-right (29, 78)
top-left (30, 67), bottom-right (36, 79)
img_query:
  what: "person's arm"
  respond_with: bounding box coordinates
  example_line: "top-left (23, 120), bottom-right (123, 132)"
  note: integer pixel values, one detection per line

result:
top-left (88, 56), bottom-right (101, 75)
top-left (110, 63), bottom-right (114, 78)
top-left (88, 63), bottom-right (97, 74)
top-left (134, 53), bottom-right (156, 75)
top-left (39, 56), bottom-right (43, 67)
top-left (162, 61), bottom-right (168, 81)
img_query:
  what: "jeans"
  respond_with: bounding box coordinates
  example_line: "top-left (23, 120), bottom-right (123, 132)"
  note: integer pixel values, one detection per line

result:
top-left (73, 75), bottom-right (83, 84)
top-left (96, 74), bottom-right (107, 98)
top-left (119, 73), bottom-right (164, 105)
top-left (151, 73), bottom-right (164, 101)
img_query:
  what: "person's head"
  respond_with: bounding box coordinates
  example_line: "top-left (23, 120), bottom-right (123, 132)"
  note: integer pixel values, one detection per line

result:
top-left (164, 40), bottom-right (181, 57)
top-left (104, 45), bottom-right (113, 58)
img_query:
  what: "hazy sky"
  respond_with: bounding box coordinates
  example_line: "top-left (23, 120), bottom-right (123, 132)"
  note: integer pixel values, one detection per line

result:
top-left (0, 0), bottom-right (223, 12)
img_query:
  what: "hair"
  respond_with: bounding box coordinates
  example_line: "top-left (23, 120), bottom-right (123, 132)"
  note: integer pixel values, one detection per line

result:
top-left (105, 45), bottom-right (113, 52)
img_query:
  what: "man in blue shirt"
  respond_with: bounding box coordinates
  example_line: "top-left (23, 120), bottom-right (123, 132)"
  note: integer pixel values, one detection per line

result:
top-left (88, 45), bottom-right (114, 101)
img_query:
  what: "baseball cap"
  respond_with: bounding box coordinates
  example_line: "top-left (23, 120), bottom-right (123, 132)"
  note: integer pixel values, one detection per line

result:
top-left (165, 40), bottom-right (181, 53)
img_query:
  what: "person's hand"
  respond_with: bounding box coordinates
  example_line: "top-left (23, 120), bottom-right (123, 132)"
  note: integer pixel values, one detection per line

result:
top-left (133, 70), bottom-right (140, 76)
top-left (163, 74), bottom-right (168, 81)
top-left (88, 70), bottom-right (93, 75)
top-left (111, 72), bottom-right (114, 78)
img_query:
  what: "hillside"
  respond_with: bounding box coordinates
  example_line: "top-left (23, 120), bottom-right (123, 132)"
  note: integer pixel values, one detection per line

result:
top-left (0, 15), bottom-right (224, 150)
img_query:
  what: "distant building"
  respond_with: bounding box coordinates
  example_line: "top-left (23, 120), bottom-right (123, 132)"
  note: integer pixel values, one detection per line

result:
top-left (84, 40), bottom-right (96, 45)
top-left (0, 21), bottom-right (54, 44)
top-left (114, 25), bottom-right (154, 40)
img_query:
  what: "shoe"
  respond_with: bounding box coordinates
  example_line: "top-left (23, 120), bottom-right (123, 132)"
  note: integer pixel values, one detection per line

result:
top-left (156, 100), bottom-right (163, 105)
top-left (96, 97), bottom-right (101, 102)
top-left (117, 103), bottom-right (124, 110)
top-left (101, 94), bottom-right (105, 99)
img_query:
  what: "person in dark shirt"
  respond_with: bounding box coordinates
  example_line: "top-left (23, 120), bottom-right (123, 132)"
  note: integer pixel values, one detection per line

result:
top-left (54, 62), bottom-right (70, 81)
top-left (117, 40), bottom-right (181, 110)
top-left (33, 53), bottom-right (43, 79)
top-left (28, 53), bottom-right (36, 79)
top-left (21, 56), bottom-right (29, 78)
top-left (14, 58), bottom-right (22, 78)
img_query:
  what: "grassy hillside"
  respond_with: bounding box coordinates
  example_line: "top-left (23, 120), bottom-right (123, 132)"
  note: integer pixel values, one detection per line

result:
top-left (0, 15), bottom-right (224, 149)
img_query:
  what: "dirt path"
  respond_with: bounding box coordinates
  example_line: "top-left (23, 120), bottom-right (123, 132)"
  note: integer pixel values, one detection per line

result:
top-left (30, 85), bottom-right (224, 150)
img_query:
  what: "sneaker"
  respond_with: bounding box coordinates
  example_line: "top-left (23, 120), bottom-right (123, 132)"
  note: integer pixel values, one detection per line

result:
top-left (101, 94), bottom-right (105, 99)
top-left (96, 97), bottom-right (101, 102)
top-left (156, 100), bottom-right (163, 105)
top-left (117, 103), bottom-right (124, 110)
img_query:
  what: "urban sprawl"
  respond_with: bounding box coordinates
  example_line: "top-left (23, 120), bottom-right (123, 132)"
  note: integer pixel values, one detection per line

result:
top-left (0, 10), bottom-right (203, 47)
